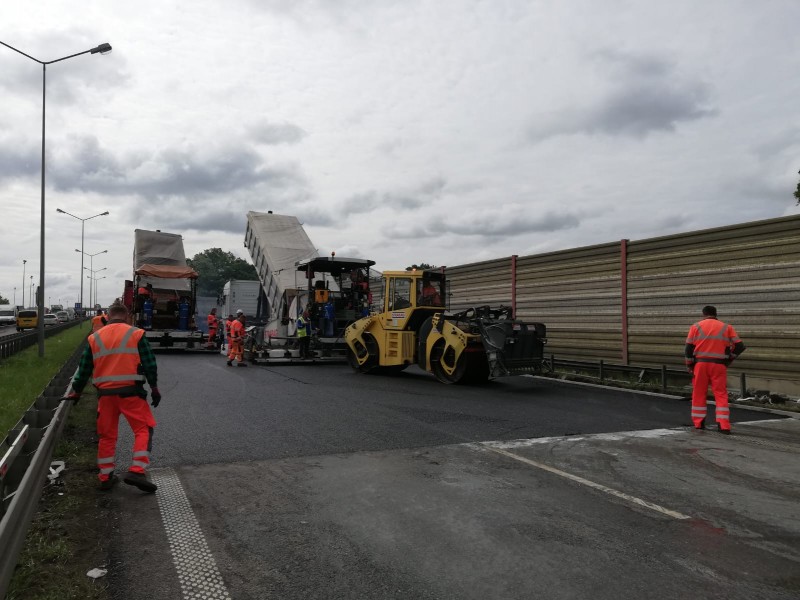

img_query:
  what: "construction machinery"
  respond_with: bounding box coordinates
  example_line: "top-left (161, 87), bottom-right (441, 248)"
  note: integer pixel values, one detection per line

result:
top-left (122, 229), bottom-right (208, 350)
top-left (344, 269), bottom-right (548, 384)
top-left (244, 255), bottom-right (377, 363)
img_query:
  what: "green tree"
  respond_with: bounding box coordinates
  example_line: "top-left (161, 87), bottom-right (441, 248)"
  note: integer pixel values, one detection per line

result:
top-left (405, 263), bottom-right (437, 271)
top-left (0, 293), bottom-right (9, 304)
top-left (187, 248), bottom-right (258, 296)
top-left (794, 175), bottom-right (800, 205)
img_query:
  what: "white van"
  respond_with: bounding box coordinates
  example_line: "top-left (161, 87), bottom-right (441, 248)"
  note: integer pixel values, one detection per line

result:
top-left (0, 307), bottom-right (16, 326)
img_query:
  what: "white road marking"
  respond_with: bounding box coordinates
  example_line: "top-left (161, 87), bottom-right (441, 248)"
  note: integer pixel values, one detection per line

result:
top-left (152, 468), bottom-right (231, 600)
top-left (472, 429), bottom-right (694, 520)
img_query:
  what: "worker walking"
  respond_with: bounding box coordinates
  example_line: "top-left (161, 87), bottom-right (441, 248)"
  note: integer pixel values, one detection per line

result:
top-left (227, 310), bottom-right (247, 367)
top-left (297, 308), bottom-right (311, 359)
top-left (91, 308), bottom-right (107, 333)
top-left (685, 305), bottom-right (746, 434)
top-left (206, 307), bottom-right (219, 349)
top-left (64, 302), bottom-right (161, 492)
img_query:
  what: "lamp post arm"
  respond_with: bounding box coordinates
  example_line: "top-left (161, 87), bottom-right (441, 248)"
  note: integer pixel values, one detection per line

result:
top-left (0, 40), bottom-right (44, 64)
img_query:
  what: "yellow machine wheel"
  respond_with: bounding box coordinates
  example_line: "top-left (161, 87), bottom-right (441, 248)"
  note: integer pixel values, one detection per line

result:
top-left (431, 343), bottom-right (489, 384)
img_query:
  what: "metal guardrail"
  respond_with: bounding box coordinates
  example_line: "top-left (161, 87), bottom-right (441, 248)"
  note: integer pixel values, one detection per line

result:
top-left (0, 342), bottom-right (84, 597)
top-left (547, 355), bottom-right (756, 398)
top-left (0, 319), bottom-right (84, 360)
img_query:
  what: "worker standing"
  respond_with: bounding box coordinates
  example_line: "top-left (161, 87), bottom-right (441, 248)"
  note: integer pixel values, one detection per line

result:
top-left (91, 308), bottom-right (107, 332)
top-left (206, 307), bottom-right (219, 349)
top-left (297, 308), bottom-right (310, 359)
top-left (64, 302), bottom-right (161, 492)
top-left (685, 305), bottom-right (746, 434)
top-left (227, 310), bottom-right (247, 367)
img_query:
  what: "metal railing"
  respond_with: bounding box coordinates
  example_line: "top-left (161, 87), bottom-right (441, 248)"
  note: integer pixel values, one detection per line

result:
top-left (0, 342), bottom-right (84, 597)
top-left (0, 319), bottom-right (83, 360)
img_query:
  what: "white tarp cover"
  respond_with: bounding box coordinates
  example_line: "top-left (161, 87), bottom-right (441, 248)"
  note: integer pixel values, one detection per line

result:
top-left (133, 229), bottom-right (191, 291)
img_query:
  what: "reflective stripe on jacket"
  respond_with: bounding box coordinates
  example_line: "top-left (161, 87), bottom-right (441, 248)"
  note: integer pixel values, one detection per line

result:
top-left (89, 323), bottom-right (146, 391)
top-left (685, 318), bottom-right (741, 364)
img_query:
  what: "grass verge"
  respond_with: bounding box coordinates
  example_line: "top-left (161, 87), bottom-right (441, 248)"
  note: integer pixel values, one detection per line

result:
top-left (6, 391), bottom-right (113, 600)
top-left (0, 325), bottom-right (89, 434)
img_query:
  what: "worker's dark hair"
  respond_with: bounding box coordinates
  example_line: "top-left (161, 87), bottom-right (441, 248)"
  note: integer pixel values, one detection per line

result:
top-left (702, 305), bottom-right (717, 317)
top-left (108, 306), bottom-right (128, 320)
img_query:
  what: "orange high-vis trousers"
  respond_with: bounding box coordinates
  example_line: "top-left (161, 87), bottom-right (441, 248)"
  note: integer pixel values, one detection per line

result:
top-left (691, 362), bottom-right (730, 430)
top-left (96, 394), bottom-right (156, 482)
top-left (227, 340), bottom-right (243, 363)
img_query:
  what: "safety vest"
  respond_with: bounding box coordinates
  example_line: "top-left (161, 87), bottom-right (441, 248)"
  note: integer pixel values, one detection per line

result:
top-left (297, 315), bottom-right (308, 337)
top-left (207, 313), bottom-right (218, 331)
top-left (686, 318), bottom-right (740, 364)
top-left (91, 315), bottom-right (106, 332)
top-left (230, 319), bottom-right (245, 342)
top-left (88, 323), bottom-right (146, 394)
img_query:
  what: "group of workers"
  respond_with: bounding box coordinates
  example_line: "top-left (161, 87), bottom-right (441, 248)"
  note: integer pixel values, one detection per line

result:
top-left (205, 307), bottom-right (248, 366)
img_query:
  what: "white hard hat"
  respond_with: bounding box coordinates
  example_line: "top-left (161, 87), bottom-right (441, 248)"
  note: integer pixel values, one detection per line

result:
top-left (236, 309), bottom-right (243, 314)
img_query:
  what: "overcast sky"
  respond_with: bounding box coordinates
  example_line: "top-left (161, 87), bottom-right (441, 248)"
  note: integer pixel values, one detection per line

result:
top-left (1, 0), bottom-right (798, 309)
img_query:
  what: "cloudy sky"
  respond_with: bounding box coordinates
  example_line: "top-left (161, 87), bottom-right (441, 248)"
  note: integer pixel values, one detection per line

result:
top-left (1, 0), bottom-right (798, 309)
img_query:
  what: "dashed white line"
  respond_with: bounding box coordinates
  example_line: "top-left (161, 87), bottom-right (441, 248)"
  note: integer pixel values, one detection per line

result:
top-left (152, 468), bottom-right (231, 600)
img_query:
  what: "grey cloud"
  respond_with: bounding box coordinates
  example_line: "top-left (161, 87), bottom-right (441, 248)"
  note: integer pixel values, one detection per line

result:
top-left (384, 210), bottom-right (580, 240)
top-left (340, 177), bottom-right (446, 215)
top-left (250, 121), bottom-right (308, 145)
top-left (529, 51), bottom-right (717, 141)
top-left (0, 142), bottom-right (39, 179)
top-left (39, 135), bottom-right (305, 200)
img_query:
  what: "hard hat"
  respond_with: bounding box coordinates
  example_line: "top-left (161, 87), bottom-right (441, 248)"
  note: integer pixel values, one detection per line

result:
top-left (236, 309), bottom-right (243, 314)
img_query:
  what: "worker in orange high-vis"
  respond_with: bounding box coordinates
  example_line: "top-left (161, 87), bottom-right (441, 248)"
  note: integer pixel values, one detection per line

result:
top-left (91, 308), bottom-right (107, 332)
top-left (206, 307), bottom-right (219, 349)
top-left (64, 302), bottom-right (161, 492)
top-left (685, 305), bottom-right (746, 434)
top-left (227, 310), bottom-right (247, 367)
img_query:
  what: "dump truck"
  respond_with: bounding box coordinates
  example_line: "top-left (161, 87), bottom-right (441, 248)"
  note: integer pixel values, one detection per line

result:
top-left (344, 269), bottom-right (548, 384)
top-left (122, 229), bottom-right (208, 350)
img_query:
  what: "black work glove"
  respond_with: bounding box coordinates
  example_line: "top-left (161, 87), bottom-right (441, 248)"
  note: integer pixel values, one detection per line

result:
top-left (150, 387), bottom-right (162, 407)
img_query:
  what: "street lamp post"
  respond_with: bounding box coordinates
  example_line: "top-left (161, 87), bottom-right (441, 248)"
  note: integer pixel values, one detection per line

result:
top-left (30, 275), bottom-right (34, 307)
top-left (94, 276), bottom-right (107, 307)
top-left (85, 266), bottom-right (107, 310)
top-left (21, 259), bottom-right (26, 307)
top-left (57, 209), bottom-right (109, 315)
top-left (0, 39), bottom-right (112, 357)
top-left (13, 287), bottom-right (16, 306)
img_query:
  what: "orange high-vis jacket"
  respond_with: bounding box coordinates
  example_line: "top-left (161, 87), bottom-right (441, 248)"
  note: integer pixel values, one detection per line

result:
top-left (207, 313), bottom-right (218, 333)
top-left (88, 323), bottom-right (146, 394)
top-left (685, 318), bottom-right (742, 365)
top-left (230, 319), bottom-right (245, 342)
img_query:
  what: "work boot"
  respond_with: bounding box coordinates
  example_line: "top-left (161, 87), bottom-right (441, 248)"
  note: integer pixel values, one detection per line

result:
top-left (124, 471), bottom-right (158, 493)
top-left (98, 474), bottom-right (119, 491)
top-left (717, 426), bottom-right (731, 435)
top-left (226, 360), bottom-right (233, 366)
top-left (695, 421), bottom-right (705, 430)
top-left (237, 362), bottom-right (247, 367)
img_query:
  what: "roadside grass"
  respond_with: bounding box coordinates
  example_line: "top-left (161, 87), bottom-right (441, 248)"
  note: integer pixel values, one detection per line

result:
top-left (0, 324), bottom-right (89, 434)
top-left (2, 324), bottom-right (112, 600)
top-left (6, 390), bottom-right (113, 600)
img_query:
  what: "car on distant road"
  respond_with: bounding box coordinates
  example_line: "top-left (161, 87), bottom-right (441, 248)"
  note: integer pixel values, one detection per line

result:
top-left (16, 309), bottom-right (38, 331)
top-left (0, 307), bottom-right (15, 326)
top-left (43, 313), bottom-right (59, 327)
top-left (55, 311), bottom-right (70, 323)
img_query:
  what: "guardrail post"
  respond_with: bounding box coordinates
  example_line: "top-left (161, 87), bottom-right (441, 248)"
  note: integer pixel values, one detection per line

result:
top-left (740, 373), bottom-right (747, 398)
top-left (599, 360), bottom-right (604, 383)
top-left (661, 365), bottom-right (667, 394)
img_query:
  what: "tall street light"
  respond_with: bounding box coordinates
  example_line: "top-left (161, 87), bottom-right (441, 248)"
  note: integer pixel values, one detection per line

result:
top-left (30, 275), bottom-right (34, 307)
top-left (0, 39), bottom-right (112, 357)
top-left (85, 266), bottom-right (107, 310)
top-left (13, 287), bottom-right (16, 306)
top-left (57, 209), bottom-right (109, 315)
top-left (21, 259), bottom-right (27, 307)
top-left (94, 276), bottom-right (107, 307)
